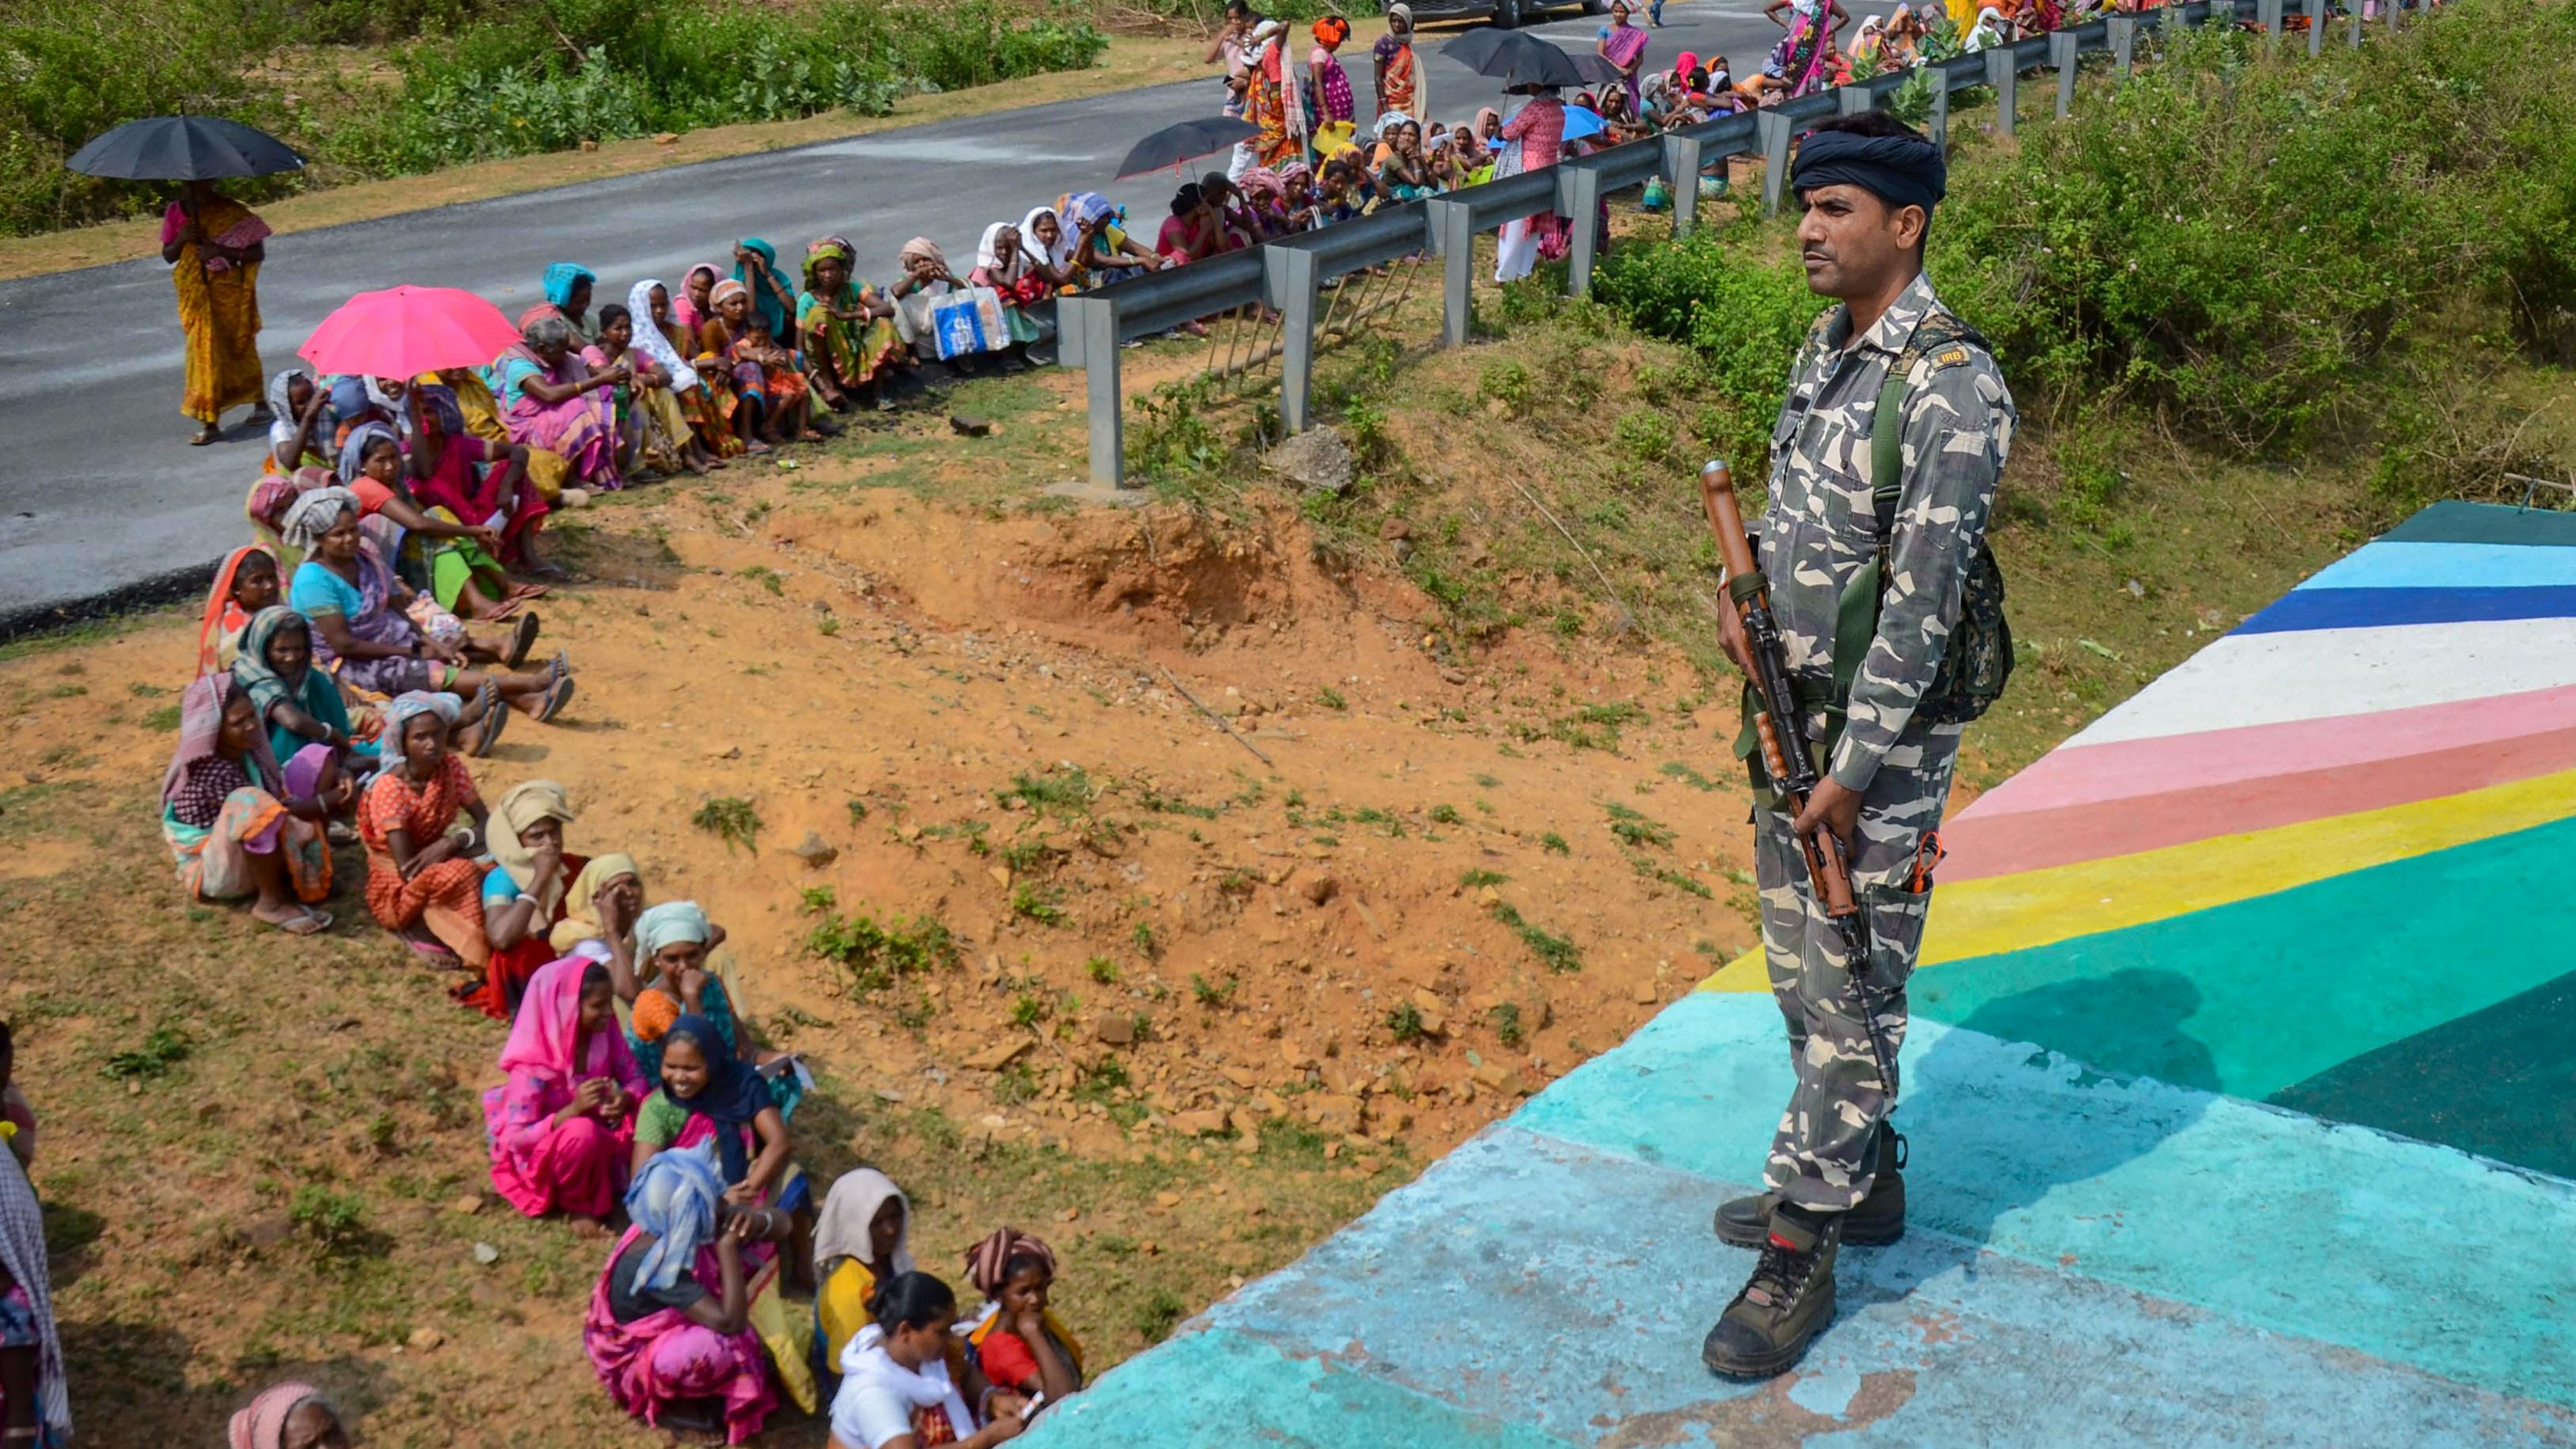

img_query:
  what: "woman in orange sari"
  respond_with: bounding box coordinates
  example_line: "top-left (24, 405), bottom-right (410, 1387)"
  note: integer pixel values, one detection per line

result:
top-left (358, 692), bottom-right (491, 969)
top-left (160, 182), bottom-right (272, 447)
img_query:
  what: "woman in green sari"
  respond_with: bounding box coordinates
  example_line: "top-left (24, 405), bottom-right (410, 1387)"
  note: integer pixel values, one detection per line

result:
top-left (229, 605), bottom-right (382, 772)
top-left (797, 237), bottom-right (903, 414)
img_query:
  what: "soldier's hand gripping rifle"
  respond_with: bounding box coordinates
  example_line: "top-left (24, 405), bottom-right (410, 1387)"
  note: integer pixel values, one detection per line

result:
top-left (1698, 459), bottom-right (1899, 1097)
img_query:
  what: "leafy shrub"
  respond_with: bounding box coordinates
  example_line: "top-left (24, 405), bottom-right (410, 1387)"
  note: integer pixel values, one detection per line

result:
top-left (1593, 225), bottom-right (1816, 476)
top-left (806, 907), bottom-right (960, 995)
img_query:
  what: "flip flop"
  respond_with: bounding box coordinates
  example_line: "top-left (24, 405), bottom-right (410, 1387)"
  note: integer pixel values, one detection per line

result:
top-left (469, 683), bottom-right (508, 756)
top-left (505, 583), bottom-right (552, 601)
top-left (263, 908), bottom-right (328, 936)
top-left (535, 673), bottom-right (577, 724)
top-left (505, 611), bottom-right (541, 670)
top-left (406, 938), bottom-right (461, 965)
top-left (548, 648), bottom-right (570, 683)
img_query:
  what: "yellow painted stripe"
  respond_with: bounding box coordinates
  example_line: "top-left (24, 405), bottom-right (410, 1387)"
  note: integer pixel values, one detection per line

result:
top-left (1700, 766), bottom-right (2576, 992)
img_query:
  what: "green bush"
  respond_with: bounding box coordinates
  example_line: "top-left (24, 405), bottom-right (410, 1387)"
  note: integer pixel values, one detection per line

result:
top-left (1593, 223), bottom-right (1815, 476)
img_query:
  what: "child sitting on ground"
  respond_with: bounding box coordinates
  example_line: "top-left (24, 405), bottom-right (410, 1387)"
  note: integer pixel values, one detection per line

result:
top-left (728, 311), bottom-right (819, 447)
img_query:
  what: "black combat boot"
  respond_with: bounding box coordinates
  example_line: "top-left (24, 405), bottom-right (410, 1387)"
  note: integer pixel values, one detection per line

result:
top-left (1713, 1123), bottom-right (1905, 1248)
top-left (1702, 1201), bottom-right (1840, 1379)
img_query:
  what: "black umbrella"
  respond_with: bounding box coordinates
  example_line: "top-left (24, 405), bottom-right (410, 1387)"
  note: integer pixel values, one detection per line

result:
top-left (65, 115), bottom-right (305, 182)
top-left (1116, 117), bottom-right (1263, 179)
top-left (1441, 27), bottom-right (1624, 89)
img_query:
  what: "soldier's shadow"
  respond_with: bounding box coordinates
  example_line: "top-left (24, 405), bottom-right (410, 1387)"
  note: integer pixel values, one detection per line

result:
top-left (1846, 968), bottom-right (2222, 1303)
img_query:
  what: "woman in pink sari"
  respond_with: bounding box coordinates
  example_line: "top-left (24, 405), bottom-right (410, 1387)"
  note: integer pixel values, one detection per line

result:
top-left (484, 957), bottom-right (645, 1222)
top-left (587, 1144), bottom-right (778, 1444)
top-left (1762, 0), bottom-right (1849, 96)
top-left (1596, 1), bottom-right (1651, 116)
top-left (488, 313), bottom-right (624, 492)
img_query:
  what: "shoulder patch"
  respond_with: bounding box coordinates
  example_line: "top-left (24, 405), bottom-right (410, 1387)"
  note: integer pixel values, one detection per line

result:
top-left (1934, 346), bottom-right (1971, 368)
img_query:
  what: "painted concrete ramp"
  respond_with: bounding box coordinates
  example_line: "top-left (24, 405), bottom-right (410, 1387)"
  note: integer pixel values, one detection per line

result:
top-left (1023, 501), bottom-right (2576, 1446)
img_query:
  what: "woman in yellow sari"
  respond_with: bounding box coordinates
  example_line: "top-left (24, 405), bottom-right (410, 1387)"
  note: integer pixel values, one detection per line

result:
top-left (161, 182), bottom-right (272, 446)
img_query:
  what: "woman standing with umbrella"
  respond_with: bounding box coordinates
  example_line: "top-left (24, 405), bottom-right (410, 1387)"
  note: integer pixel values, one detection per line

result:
top-left (160, 180), bottom-right (274, 447)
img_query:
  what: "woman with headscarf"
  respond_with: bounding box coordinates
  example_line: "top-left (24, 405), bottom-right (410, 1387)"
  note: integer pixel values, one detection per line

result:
top-left (1849, 14), bottom-right (1889, 69)
top-left (812, 1168), bottom-right (915, 1372)
top-left (1964, 3), bottom-right (2010, 45)
top-left (886, 237), bottom-right (980, 368)
top-left (961, 1228), bottom-right (1085, 1408)
top-left (829, 1272), bottom-right (1024, 1449)
top-left (1372, 5), bottom-right (1422, 120)
top-left (1597, 0), bottom-right (1653, 114)
top-left (552, 852), bottom-right (646, 986)
top-left (0, 1136), bottom-right (69, 1449)
top-left (1307, 17), bottom-right (1358, 158)
top-left (1058, 194), bottom-right (1166, 290)
top-left (335, 417), bottom-right (531, 626)
top-left (355, 690), bottom-right (494, 965)
top-left (701, 278), bottom-right (817, 449)
top-left (732, 239), bottom-right (799, 344)
top-left (521, 262), bottom-right (599, 342)
top-left (198, 544), bottom-right (281, 676)
top-left (488, 313), bottom-right (623, 492)
top-left (1764, 0), bottom-right (1851, 91)
top-left (488, 957), bottom-right (646, 1222)
top-left (1016, 208), bottom-right (1078, 295)
top-left (586, 1144), bottom-right (777, 1444)
top-left (967, 223), bottom-right (1049, 367)
top-left (632, 1016), bottom-right (808, 1268)
top-left (582, 302), bottom-right (687, 480)
top-left (1884, 3), bottom-right (1928, 62)
top-left (675, 264), bottom-right (722, 337)
top-left (625, 903), bottom-right (804, 1114)
top-left (227, 1382), bottom-right (347, 1449)
top-left (161, 180), bottom-right (273, 447)
top-left (461, 778), bottom-right (589, 1020)
top-left (638, 278), bottom-right (741, 466)
top-left (159, 671), bottom-right (336, 932)
top-left (403, 376), bottom-right (558, 584)
top-left (231, 604), bottom-right (380, 775)
top-left (262, 368), bottom-right (343, 477)
top-left (800, 237), bottom-right (906, 413)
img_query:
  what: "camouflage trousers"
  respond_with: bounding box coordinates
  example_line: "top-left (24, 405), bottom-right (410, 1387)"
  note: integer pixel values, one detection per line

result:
top-left (1751, 721), bottom-right (1963, 1212)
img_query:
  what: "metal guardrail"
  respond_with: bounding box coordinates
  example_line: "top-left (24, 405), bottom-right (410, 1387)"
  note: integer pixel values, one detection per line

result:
top-left (1063, 0), bottom-right (2382, 487)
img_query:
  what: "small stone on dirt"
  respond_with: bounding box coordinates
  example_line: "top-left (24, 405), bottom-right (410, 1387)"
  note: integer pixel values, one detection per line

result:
top-left (1379, 517), bottom-right (1412, 542)
top-left (472, 1242), bottom-right (500, 1266)
top-left (449, 1193), bottom-right (485, 1216)
top-left (653, 132), bottom-right (679, 145)
top-left (790, 831), bottom-right (838, 868)
top-left (1058, 1207), bottom-right (1079, 1222)
top-left (1168, 1109), bottom-right (1229, 1136)
top-left (1263, 427), bottom-right (1355, 495)
top-left (1634, 981), bottom-right (1661, 1005)
top-left (408, 1327), bottom-right (446, 1352)
top-left (1094, 1015), bottom-right (1136, 1047)
top-left (951, 414), bottom-right (994, 437)
top-left (1301, 875), bottom-right (1339, 905)
top-left (966, 1039), bottom-right (1033, 1072)
top-left (1155, 1191), bottom-right (1184, 1208)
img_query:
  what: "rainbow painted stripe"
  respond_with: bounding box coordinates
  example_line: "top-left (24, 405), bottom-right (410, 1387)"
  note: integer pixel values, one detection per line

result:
top-left (1704, 499), bottom-right (2576, 1175)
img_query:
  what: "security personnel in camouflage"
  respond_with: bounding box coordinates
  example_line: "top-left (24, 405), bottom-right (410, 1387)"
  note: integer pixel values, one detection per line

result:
top-left (1702, 112), bottom-right (2016, 1380)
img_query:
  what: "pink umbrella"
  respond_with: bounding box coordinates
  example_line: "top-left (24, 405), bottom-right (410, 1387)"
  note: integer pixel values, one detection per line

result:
top-left (299, 285), bottom-right (522, 378)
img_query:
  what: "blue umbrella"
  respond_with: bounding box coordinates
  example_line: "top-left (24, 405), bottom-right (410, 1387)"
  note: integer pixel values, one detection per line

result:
top-left (1560, 106), bottom-right (1608, 143)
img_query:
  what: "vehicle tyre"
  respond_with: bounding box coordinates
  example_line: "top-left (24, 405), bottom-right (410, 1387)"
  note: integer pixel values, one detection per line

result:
top-left (1492, 0), bottom-right (1521, 28)
top-left (1584, 0), bottom-right (1611, 13)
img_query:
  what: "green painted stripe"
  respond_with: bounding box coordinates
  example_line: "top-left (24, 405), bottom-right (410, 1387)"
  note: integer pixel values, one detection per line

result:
top-left (2381, 500), bottom-right (2576, 548)
top-left (1020, 1325), bottom-right (1580, 1449)
top-left (1909, 813), bottom-right (2576, 1146)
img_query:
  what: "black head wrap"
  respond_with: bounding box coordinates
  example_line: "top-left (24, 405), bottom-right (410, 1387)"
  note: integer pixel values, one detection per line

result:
top-left (1792, 128), bottom-right (1946, 216)
top-left (1172, 182), bottom-right (1205, 217)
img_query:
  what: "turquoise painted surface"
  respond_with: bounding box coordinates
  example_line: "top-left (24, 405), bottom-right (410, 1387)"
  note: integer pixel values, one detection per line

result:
top-left (2300, 540), bottom-right (2576, 589)
top-left (1907, 813), bottom-right (2576, 1110)
top-left (2384, 500), bottom-right (2576, 547)
top-left (1513, 992), bottom-right (2576, 1409)
top-left (1025, 1118), bottom-right (2576, 1445)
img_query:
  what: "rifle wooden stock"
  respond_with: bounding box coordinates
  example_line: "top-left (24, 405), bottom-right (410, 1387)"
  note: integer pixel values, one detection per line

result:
top-left (1698, 460), bottom-right (1863, 922)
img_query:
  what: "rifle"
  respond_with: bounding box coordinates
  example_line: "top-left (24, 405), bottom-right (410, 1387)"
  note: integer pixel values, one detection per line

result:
top-left (1698, 459), bottom-right (1899, 1097)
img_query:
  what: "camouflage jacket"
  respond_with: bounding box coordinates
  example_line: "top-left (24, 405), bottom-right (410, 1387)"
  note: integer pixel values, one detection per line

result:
top-left (1758, 270), bottom-right (2016, 793)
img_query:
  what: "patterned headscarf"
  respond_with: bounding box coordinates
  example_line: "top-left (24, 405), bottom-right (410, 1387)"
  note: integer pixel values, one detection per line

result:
top-left (1057, 192), bottom-right (1116, 235)
top-left (377, 690), bottom-right (460, 773)
top-left (624, 277), bottom-right (699, 392)
top-left (0, 1156), bottom-right (69, 1443)
top-left (623, 1140), bottom-right (726, 1294)
top-left (161, 670), bottom-right (272, 807)
top-left (229, 1382), bottom-right (331, 1449)
top-left (336, 420), bottom-right (400, 487)
top-left (542, 262), bottom-right (596, 311)
top-left (635, 899), bottom-right (712, 959)
top-left (278, 484), bottom-right (358, 552)
top-left (226, 605), bottom-right (309, 723)
top-left (964, 1226), bottom-right (1057, 1298)
top-left (804, 235), bottom-right (855, 287)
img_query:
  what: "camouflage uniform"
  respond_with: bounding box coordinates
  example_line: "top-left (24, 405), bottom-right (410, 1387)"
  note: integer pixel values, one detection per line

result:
top-left (1750, 270), bottom-right (2015, 1212)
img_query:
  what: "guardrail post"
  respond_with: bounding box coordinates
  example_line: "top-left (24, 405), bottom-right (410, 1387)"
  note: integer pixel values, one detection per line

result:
top-left (1057, 295), bottom-right (1123, 490)
top-left (1929, 76), bottom-right (1951, 145)
top-left (1755, 110), bottom-right (1794, 215)
top-left (1985, 47), bottom-right (2018, 137)
top-left (1558, 165), bottom-right (1603, 298)
top-left (1836, 83), bottom-right (1873, 116)
top-left (2049, 32), bottom-right (2078, 117)
top-left (2257, 0), bottom-right (2282, 45)
top-left (2349, 0), bottom-right (2363, 46)
top-left (2165, 0), bottom-right (2191, 34)
top-left (1662, 133), bottom-right (1703, 237)
top-left (2109, 15), bottom-right (2137, 76)
top-left (2386, 0), bottom-right (2402, 31)
top-left (1261, 248), bottom-right (1319, 437)
top-left (1427, 198), bottom-right (1474, 347)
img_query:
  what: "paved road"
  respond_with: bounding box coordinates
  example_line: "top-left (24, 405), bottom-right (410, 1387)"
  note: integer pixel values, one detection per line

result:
top-left (0, 4), bottom-right (1781, 624)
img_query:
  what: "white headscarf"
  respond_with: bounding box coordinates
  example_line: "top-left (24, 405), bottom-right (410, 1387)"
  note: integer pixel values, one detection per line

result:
top-left (974, 222), bottom-right (1026, 281)
top-left (813, 1168), bottom-right (915, 1277)
top-left (625, 278), bottom-right (700, 393)
top-left (1967, 5), bottom-right (2008, 47)
top-left (1020, 206), bottom-right (1074, 272)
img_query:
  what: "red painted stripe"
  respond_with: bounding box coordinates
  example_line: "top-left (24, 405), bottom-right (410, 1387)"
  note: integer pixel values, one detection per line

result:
top-left (1940, 724), bottom-right (2576, 883)
top-left (1963, 682), bottom-right (2576, 822)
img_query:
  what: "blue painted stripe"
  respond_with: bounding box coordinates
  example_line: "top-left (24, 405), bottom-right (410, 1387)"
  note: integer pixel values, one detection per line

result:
top-left (2299, 541), bottom-right (2576, 591)
top-left (1043, 1125), bottom-right (2576, 1445)
top-left (1020, 1322), bottom-right (1578, 1448)
top-left (1511, 992), bottom-right (2576, 1409)
top-left (2236, 585), bottom-right (2576, 634)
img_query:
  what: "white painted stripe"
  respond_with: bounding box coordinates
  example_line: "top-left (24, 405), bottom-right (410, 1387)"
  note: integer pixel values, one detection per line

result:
top-left (2061, 616), bottom-right (2576, 747)
top-left (2298, 540), bottom-right (2576, 591)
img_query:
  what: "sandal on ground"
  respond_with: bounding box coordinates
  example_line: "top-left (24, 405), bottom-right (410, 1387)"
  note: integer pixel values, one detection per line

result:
top-left (535, 673), bottom-right (576, 724)
top-left (505, 611), bottom-right (541, 669)
top-left (190, 424), bottom-right (221, 447)
top-left (406, 938), bottom-right (461, 965)
top-left (257, 903), bottom-right (328, 935)
top-left (504, 581), bottom-right (550, 601)
top-left (469, 684), bottom-right (509, 756)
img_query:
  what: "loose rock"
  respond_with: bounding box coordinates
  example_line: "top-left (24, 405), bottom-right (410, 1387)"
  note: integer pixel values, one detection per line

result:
top-left (1263, 427), bottom-right (1355, 495)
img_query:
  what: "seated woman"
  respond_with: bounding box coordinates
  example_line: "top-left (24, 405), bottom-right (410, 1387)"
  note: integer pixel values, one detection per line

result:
top-left (675, 264), bottom-right (721, 336)
top-left (588, 1146), bottom-right (778, 1446)
top-left (1376, 118), bottom-right (1437, 200)
top-left (489, 315), bottom-right (624, 494)
top-left (486, 957), bottom-right (646, 1224)
top-left (639, 279), bottom-right (741, 465)
top-left (356, 692), bottom-right (492, 967)
top-left (436, 364), bottom-right (577, 509)
top-left (528, 262), bottom-right (597, 344)
top-left (471, 778), bottom-right (586, 1020)
top-left (801, 237), bottom-right (906, 414)
top-left (265, 368), bottom-right (345, 476)
top-left (227, 1381), bottom-right (350, 1449)
top-left (1154, 185), bottom-right (1221, 269)
top-left (965, 225), bottom-right (1048, 370)
top-left (583, 303), bottom-right (686, 482)
top-left (283, 487), bottom-right (570, 744)
top-left (628, 902), bottom-right (804, 1119)
top-left (1060, 194), bottom-right (1167, 289)
top-left (632, 1016), bottom-right (811, 1287)
top-left (697, 281), bottom-right (796, 454)
top-left (159, 671), bottom-right (336, 934)
top-left (551, 852), bottom-right (646, 988)
top-left (337, 420), bottom-right (535, 630)
top-left (404, 379), bottom-right (558, 586)
top-left (813, 1168), bottom-right (915, 1375)
top-left (886, 237), bottom-right (1010, 374)
top-left (196, 544), bottom-right (280, 675)
top-left (230, 606), bottom-right (380, 782)
top-left (828, 1272), bottom-right (1026, 1449)
top-left (961, 1230), bottom-right (1084, 1411)
top-left (1015, 208), bottom-right (1079, 296)
top-left (730, 306), bottom-right (821, 446)
top-left (621, 280), bottom-right (725, 476)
